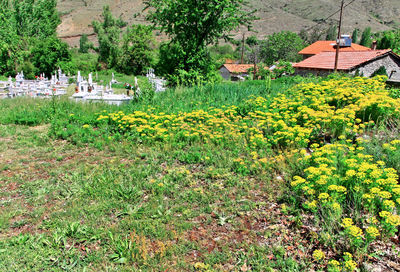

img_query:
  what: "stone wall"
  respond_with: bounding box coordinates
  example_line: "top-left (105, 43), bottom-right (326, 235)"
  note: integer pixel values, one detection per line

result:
top-left (219, 67), bottom-right (231, 80)
top-left (350, 55), bottom-right (400, 82)
top-left (294, 68), bottom-right (332, 77)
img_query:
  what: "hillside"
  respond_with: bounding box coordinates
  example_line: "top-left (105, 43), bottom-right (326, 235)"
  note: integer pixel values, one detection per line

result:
top-left (57, 0), bottom-right (400, 47)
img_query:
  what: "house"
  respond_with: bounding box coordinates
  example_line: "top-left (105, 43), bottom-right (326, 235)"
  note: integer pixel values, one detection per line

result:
top-left (219, 64), bottom-right (255, 81)
top-left (293, 49), bottom-right (400, 83)
top-left (299, 36), bottom-right (370, 60)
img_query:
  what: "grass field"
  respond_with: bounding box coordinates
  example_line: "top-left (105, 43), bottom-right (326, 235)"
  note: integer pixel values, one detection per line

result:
top-left (1, 76), bottom-right (400, 271)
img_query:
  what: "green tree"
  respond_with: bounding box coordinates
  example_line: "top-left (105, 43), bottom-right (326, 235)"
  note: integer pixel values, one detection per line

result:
top-left (92, 6), bottom-right (126, 68)
top-left (157, 42), bottom-right (185, 76)
top-left (0, 0), bottom-right (64, 76)
top-left (31, 36), bottom-right (71, 76)
top-left (260, 31), bottom-right (305, 65)
top-left (79, 34), bottom-right (92, 53)
top-left (360, 27), bottom-right (372, 47)
top-left (377, 32), bottom-right (393, 49)
top-left (209, 44), bottom-right (235, 59)
top-left (376, 30), bottom-right (400, 54)
top-left (299, 29), bottom-right (309, 44)
top-left (326, 25), bottom-right (337, 40)
top-left (144, 0), bottom-right (256, 80)
top-left (271, 61), bottom-right (294, 78)
top-left (12, 0), bottom-right (60, 39)
top-left (309, 27), bottom-right (324, 44)
top-left (352, 29), bottom-right (359, 44)
top-left (0, 1), bottom-right (20, 75)
top-left (118, 24), bottom-right (155, 75)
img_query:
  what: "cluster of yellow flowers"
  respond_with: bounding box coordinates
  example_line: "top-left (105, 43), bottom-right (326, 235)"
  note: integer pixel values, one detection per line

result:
top-left (292, 140), bottom-right (400, 241)
top-left (383, 139), bottom-right (400, 152)
top-left (94, 76), bottom-right (399, 151)
top-left (312, 249), bottom-right (325, 262)
top-left (327, 252), bottom-right (358, 272)
top-left (365, 226), bottom-right (380, 239)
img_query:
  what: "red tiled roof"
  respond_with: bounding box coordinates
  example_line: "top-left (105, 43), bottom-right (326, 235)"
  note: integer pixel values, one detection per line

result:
top-left (299, 41), bottom-right (371, 55)
top-left (221, 64), bottom-right (255, 73)
top-left (293, 50), bottom-right (392, 71)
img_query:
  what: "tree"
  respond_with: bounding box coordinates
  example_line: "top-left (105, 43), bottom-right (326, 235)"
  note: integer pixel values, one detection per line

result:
top-left (244, 35), bottom-right (260, 79)
top-left (360, 27), bottom-right (372, 47)
top-left (92, 6), bottom-right (127, 68)
top-left (144, 0), bottom-right (256, 80)
top-left (309, 27), bottom-right (324, 44)
top-left (326, 25), bottom-right (337, 40)
top-left (79, 34), bottom-right (92, 53)
top-left (299, 29), bottom-right (309, 44)
top-left (271, 61), bottom-right (294, 78)
top-left (210, 44), bottom-right (235, 56)
top-left (0, 0), bottom-right (67, 76)
top-left (118, 24), bottom-right (155, 75)
top-left (260, 31), bottom-right (305, 65)
top-left (352, 29), bottom-right (359, 44)
top-left (0, 0), bottom-right (20, 75)
top-left (31, 36), bottom-right (71, 76)
top-left (157, 42), bottom-right (185, 77)
top-left (12, 0), bottom-right (60, 39)
top-left (376, 30), bottom-right (400, 54)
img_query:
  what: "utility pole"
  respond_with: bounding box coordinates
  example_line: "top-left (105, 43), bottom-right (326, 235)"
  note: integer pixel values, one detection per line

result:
top-left (253, 52), bottom-right (257, 80)
top-left (241, 33), bottom-right (245, 64)
top-left (334, 0), bottom-right (345, 72)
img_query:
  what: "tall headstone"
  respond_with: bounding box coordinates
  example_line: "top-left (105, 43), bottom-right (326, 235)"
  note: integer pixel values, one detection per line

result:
top-left (134, 77), bottom-right (141, 96)
top-left (111, 72), bottom-right (118, 84)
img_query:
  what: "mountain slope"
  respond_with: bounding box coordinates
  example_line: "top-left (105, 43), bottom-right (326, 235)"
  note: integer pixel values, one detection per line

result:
top-left (57, 0), bottom-right (400, 47)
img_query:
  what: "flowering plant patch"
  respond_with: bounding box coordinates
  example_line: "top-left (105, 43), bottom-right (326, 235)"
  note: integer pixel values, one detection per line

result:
top-left (79, 76), bottom-right (400, 268)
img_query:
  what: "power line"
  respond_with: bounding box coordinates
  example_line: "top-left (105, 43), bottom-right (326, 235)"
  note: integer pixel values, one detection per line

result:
top-left (304, 0), bottom-right (356, 32)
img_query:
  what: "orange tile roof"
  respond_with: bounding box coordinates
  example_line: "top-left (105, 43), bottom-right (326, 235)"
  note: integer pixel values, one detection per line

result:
top-left (293, 50), bottom-right (392, 71)
top-left (221, 64), bottom-right (255, 73)
top-left (299, 41), bottom-right (371, 55)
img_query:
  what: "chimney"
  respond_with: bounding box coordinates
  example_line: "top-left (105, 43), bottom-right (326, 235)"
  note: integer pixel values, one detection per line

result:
top-left (371, 41), bottom-right (377, 50)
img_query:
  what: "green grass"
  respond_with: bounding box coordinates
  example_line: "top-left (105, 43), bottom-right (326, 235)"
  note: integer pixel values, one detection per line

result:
top-left (2, 76), bottom-right (399, 271)
top-left (141, 77), bottom-right (306, 113)
top-left (0, 77), bottom-right (302, 127)
top-left (0, 78), bottom-right (315, 271)
top-left (0, 124), bottom-right (309, 271)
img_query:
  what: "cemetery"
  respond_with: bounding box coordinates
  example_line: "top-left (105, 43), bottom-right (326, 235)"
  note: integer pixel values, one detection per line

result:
top-left (0, 69), bottom-right (166, 106)
top-left (0, 69), bottom-right (69, 99)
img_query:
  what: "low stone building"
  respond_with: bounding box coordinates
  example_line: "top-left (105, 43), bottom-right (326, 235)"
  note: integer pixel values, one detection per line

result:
top-left (219, 64), bottom-right (255, 81)
top-left (293, 49), bottom-right (400, 83)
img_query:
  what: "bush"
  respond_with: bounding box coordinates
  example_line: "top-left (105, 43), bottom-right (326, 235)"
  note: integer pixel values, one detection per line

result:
top-left (371, 66), bottom-right (388, 77)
